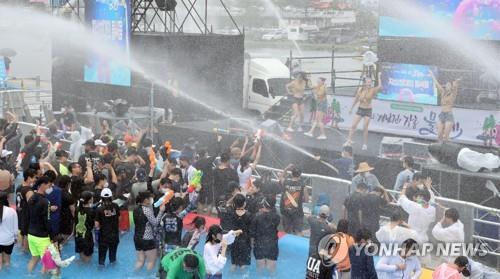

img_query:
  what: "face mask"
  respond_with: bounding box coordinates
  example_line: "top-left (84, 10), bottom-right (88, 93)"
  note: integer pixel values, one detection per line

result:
top-left (213, 236), bottom-right (221, 243)
top-left (149, 198), bottom-right (154, 205)
top-left (415, 197), bottom-right (425, 206)
top-left (417, 184), bottom-right (424, 190)
top-left (160, 188), bottom-right (168, 194)
top-left (45, 187), bottom-right (54, 195)
top-left (104, 182), bottom-right (109, 188)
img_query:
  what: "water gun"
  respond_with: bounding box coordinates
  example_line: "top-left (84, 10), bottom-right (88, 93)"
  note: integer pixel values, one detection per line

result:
top-left (187, 170), bottom-right (203, 193)
top-left (153, 189), bottom-right (175, 208)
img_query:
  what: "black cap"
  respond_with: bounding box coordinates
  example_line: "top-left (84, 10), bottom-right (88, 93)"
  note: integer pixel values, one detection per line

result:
top-left (82, 139), bottom-right (95, 147)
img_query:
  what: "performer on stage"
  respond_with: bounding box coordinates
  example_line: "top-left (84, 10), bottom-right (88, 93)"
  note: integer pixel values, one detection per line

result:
top-left (286, 72), bottom-right (310, 133)
top-left (344, 72), bottom-right (382, 150)
top-left (305, 77), bottom-right (327, 140)
top-left (429, 70), bottom-right (461, 142)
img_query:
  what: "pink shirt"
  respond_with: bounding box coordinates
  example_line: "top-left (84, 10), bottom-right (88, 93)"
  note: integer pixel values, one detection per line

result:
top-left (432, 263), bottom-right (461, 279)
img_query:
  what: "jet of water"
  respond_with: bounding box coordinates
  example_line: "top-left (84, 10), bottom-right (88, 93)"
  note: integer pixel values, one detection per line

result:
top-left (0, 5), bottom-right (320, 162)
top-left (258, 0), bottom-right (304, 56)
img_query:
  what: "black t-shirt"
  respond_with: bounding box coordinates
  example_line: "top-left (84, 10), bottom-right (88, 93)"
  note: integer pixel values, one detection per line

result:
top-left (306, 254), bottom-right (337, 279)
top-left (362, 193), bottom-right (388, 234)
top-left (250, 210), bottom-right (280, 243)
top-left (75, 206), bottom-right (95, 240)
top-left (27, 192), bottom-right (51, 237)
top-left (162, 212), bottom-right (183, 246)
top-left (308, 217), bottom-right (335, 256)
top-left (246, 192), bottom-right (265, 215)
top-left (78, 151), bottom-right (103, 176)
top-left (280, 179), bottom-right (306, 217)
top-left (60, 190), bottom-right (75, 235)
top-left (70, 176), bottom-right (86, 202)
top-left (95, 203), bottom-right (120, 244)
top-left (213, 167), bottom-right (238, 200)
top-left (343, 192), bottom-right (366, 235)
top-left (16, 185), bottom-right (32, 223)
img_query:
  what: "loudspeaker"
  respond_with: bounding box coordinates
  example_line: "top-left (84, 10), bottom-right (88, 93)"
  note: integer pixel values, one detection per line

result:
top-left (155, 0), bottom-right (177, 11)
top-left (379, 137), bottom-right (413, 159)
top-left (403, 141), bottom-right (430, 163)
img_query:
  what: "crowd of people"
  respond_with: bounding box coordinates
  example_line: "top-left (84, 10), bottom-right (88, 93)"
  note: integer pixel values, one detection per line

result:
top-left (0, 112), bottom-right (497, 279)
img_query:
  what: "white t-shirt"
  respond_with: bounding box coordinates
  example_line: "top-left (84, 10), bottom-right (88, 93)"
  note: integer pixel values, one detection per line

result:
top-left (432, 221), bottom-right (465, 243)
top-left (0, 206), bottom-right (18, 246)
top-left (376, 223), bottom-right (420, 245)
top-left (237, 164), bottom-right (253, 190)
top-left (203, 230), bottom-right (237, 275)
top-left (398, 196), bottom-right (436, 243)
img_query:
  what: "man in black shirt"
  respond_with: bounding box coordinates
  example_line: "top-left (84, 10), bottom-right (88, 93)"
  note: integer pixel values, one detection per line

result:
top-left (279, 165), bottom-right (308, 236)
top-left (343, 182), bottom-right (369, 235)
top-left (362, 186), bottom-right (390, 237)
top-left (16, 168), bottom-right (36, 252)
top-left (213, 153), bottom-right (239, 205)
top-left (78, 139), bottom-right (103, 177)
top-left (27, 176), bottom-right (52, 273)
top-left (308, 205), bottom-right (335, 256)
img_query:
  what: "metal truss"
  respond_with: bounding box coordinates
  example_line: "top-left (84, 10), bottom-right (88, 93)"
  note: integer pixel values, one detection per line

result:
top-left (131, 0), bottom-right (241, 34)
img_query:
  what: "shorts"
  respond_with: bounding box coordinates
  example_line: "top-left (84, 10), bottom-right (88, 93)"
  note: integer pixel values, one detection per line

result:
top-left (439, 111), bottom-right (454, 123)
top-left (134, 238), bottom-right (156, 251)
top-left (28, 234), bottom-right (51, 257)
top-left (254, 241), bottom-right (278, 260)
top-left (291, 96), bottom-right (304, 105)
top-left (317, 100), bottom-right (328, 113)
top-left (75, 236), bottom-right (94, 256)
top-left (356, 107), bottom-right (372, 118)
top-left (0, 243), bottom-right (15, 255)
top-left (281, 214), bottom-right (303, 234)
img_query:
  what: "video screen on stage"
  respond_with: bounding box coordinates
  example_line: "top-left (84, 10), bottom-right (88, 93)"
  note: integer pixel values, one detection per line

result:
top-left (84, 0), bottom-right (131, 87)
top-left (378, 62), bottom-right (439, 106)
top-left (379, 0), bottom-right (500, 41)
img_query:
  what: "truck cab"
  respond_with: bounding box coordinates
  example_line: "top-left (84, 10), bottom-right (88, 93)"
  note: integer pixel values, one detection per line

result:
top-left (243, 55), bottom-right (290, 114)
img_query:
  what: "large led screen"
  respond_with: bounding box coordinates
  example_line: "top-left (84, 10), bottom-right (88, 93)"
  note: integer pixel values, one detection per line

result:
top-left (84, 0), bottom-right (131, 87)
top-left (379, 0), bottom-right (500, 41)
top-left (378, 62), bottom-right (439, 106)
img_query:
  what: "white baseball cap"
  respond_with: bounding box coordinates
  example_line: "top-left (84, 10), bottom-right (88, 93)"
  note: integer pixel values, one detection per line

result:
top-left (1, 150), bottom-right (12, 158)
top-left (101, 188), bottom-right (113, 198)
top-left (95, 139), bottom-right (107, 147)
top-left (319, 205), bottom-right (330, 217)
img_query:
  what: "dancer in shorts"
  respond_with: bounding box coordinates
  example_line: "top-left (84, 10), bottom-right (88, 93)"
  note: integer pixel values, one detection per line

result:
top-left (345, 72), bottom-right (382, 151)
top-left (286, 72), bottom-right (310, 132)
top-left (429, 70), bottom-right (461, 142)
top-left (305, 77), bottom-right (328, 140)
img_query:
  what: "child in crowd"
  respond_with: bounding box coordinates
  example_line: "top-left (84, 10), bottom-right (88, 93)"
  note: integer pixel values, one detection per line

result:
top-left (181, 216), bottom-right (206, 250)
top-left (160, 197), bottom-right (185, 253)
top-left (95, 188), bottom-right (120, 266)
top-left (204, 225), bottom-right (242, 279)
top-left (41, 235), bottom-right (76, 279)
top-left (74, 191), bottom-right (95, 263)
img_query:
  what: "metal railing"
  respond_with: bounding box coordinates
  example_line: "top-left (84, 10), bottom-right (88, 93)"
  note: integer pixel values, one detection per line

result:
top-left (254, 164), bottom-right (500, 269)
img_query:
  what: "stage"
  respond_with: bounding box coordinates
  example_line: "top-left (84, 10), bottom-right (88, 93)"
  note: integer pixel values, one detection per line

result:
top-left (159, 119), bottom-right (500, 207)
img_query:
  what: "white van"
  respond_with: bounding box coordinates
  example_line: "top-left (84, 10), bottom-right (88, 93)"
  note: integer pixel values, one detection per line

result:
top-left (243, 55), bottom-right (290, 114)
top-left (288, 26), bottom-right (308, 41)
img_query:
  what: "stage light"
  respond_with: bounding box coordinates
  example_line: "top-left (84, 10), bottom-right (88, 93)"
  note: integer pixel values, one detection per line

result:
top-left (155, 0), bottom-right (177, 11)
